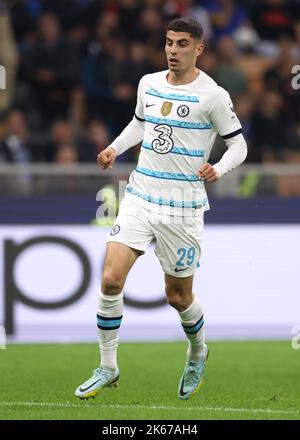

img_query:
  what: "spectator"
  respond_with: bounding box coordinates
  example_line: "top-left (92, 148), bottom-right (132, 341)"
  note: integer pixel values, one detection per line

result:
top-left (276, 122), bottom-right (300, 196)
top-left (203, 0), bottom-right (247, 41)
top-left (185, 0), bottom-right (212, 42)
top-left (22, 12), bottom-right (80, 127)
top-left (79, 119), bottom-right (110, 162)
top-left (117, 0), bottom-right (142, 40)
top-left (54, 143), bottom-right (79, 164)
top-left (263, 37), bottom-right (300, 120)
top-left (42, 0), bottom-right (90, 53)
top-left (137, 7), bottom-right (166, 44)
top-left (234, 93), bottom-right (254, 146)
top-left (0, 1), bottom-right (19, 115)
top-left (251, 0), bottom-right (300, 56)
top-left (8, 0), bottom-right (37, 47)
top-left (53, 142), bottom-right (79, 193)
top-left (285, 121), bottom-right (300, 153)
top-left (123, 41), bottom-right (155, 87)
top-left (162, 1), bottom-right (212, 41)
top-left (80, 0), bottom-right (107, 35)
top-left (251, 0), bottom-right (300, 42)
top-left (0, 110), bottom-right (32, 163)
top-left (198, 48), bottom-right (218, 78)
top-left (81, 35), bottom-right (135, 128)
top-left (45, 120), bottom-right (79, 162)
top-left (251, 90), bottom-right (290, 162)
top-left (214, 36), bottom-right (248, 98)
top-left (86, 10), bottom-right (120, 53)
top-left (42, 0), bottom-right (84, 33)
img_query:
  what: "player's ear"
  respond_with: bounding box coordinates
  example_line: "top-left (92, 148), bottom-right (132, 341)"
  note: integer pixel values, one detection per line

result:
top-left (196, 42), bottom-right (204, 57)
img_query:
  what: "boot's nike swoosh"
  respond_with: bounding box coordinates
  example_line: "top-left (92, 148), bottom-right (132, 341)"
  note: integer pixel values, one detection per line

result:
top-left (179, 377), bottom-right (188, 397)
top-left (79, 379), bottom-right (102, 393)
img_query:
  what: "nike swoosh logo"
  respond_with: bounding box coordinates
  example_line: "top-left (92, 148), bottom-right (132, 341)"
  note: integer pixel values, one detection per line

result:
top-left (175, 267), bottom-right (188, 272)
top-left (179, 377), bottom-right (188, 397)
top-left (146, 103), bottom-right (155, 108)
top-left (79, 379), bottom-right (102, 393)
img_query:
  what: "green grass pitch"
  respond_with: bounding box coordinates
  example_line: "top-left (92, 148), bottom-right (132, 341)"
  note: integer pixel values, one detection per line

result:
top-left (0, 341), bottom-right (299, 420)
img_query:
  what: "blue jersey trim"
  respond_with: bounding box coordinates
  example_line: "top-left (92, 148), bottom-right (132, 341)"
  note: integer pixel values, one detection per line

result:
top-left (144, 115), bottom-right (213, 130)
top-left (145, 88), bottom-right (199, 102)
top-left (135, 166), bottom-right (203, 182)
top-left (126, 185), bottom-right (208, 208)
top-left (142, 142), bottom-right (205, 157)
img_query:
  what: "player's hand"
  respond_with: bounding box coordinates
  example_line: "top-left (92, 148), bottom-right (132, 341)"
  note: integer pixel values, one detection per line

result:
top-left (198, 163), bottom-right (219, 182)
top-left (97, 147), bottom-right (117, 170)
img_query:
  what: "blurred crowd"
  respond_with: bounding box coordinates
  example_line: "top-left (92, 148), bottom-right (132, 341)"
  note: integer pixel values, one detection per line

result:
top-left (0, 0), bottom-right (300, 167)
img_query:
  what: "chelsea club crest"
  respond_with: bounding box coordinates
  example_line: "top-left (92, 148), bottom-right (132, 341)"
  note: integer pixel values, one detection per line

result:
top-left (110, 225), bottom-right (120, 236)
top-left (177, 105), bottom-right (190, 117)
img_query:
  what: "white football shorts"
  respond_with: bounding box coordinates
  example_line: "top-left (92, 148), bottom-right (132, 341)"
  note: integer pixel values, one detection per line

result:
top-left (106, 198), bottom-right (204, 278)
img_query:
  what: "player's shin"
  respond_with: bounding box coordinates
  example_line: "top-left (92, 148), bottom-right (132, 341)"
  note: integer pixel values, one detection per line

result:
top-left (97, 291), bottom-right (123, 370)
top-left (178, 294), bottom-right (206, 363)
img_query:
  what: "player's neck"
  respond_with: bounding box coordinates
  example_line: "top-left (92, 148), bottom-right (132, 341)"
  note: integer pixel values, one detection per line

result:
top-left (167, 68), bottom-right (200, 86)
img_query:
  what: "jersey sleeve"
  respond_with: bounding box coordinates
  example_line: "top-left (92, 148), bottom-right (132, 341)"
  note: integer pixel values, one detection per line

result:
top-left (108, 77), bottom-right (146, 155)
top-left (134, 76), bottom-right (145, 121)
top-left (210, 87), bottom-right (242, 139)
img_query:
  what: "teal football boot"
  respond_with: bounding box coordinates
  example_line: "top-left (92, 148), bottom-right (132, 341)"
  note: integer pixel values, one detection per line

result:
top-left (75, 366), bottom-right (119, 400)
top-left (178, 345), bottom-right (209, 400)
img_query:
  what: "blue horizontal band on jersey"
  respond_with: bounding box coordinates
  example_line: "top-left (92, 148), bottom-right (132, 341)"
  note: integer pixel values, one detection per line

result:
top-left (222, 128), bottom-right (242, 139)
top-left (182, 315), bottom-right (204, 334)
top-left (135, 166), bottom-right (204, 182)
top-left (142, 142), bottom-right (205, 157)
top-left (135, 113), bottom-right (145, 122)
top-left (146, 88), bottom-right (199, 102)
top-left (96, 314), bottom-right (123, 330)
top-left (126, 185), bottom-right (208, 209)
top-left (144, 115), bottom-right (213, 130)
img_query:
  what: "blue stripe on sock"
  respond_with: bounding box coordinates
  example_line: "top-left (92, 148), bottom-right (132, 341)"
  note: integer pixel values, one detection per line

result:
top-left (182, 316), bottom-right (204, 335)
top-left (97, 315), bottom-right (123, 329)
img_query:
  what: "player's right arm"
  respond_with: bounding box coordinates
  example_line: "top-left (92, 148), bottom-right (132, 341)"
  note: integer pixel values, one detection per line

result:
top-left (97, 77), bottom-right (146, 170)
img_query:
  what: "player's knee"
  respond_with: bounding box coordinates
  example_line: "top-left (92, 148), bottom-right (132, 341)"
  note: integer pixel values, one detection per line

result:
top-left (165, 289), bottom-right (185, 310)
top-left (102, 271), bottom-right (124, 294)
top-left (165, 284), bottom-right (193, 310)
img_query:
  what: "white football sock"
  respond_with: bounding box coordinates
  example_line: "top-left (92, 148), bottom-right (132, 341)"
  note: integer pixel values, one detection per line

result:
top-left (97, 291), bottom-right (123, 369)
top-left (178, 294), bottom-right (206, 363)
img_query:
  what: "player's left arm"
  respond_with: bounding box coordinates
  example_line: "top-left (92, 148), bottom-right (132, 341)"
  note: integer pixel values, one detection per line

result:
top-left (199, 87), bottom-right (247, 183)
top-left (107, 77), bottom-right (146, 157)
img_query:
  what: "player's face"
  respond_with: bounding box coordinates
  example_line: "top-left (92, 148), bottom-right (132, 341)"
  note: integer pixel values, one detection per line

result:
top-left (165, 31), bottom-right (204, 73)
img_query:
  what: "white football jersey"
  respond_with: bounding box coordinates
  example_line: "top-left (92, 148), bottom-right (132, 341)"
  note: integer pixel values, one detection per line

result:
top-left (124, 69), bottom-right (242, 216)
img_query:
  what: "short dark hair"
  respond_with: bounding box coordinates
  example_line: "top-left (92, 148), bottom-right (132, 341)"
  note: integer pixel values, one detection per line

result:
top-left (167, 18), bottom-right (204, 41)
